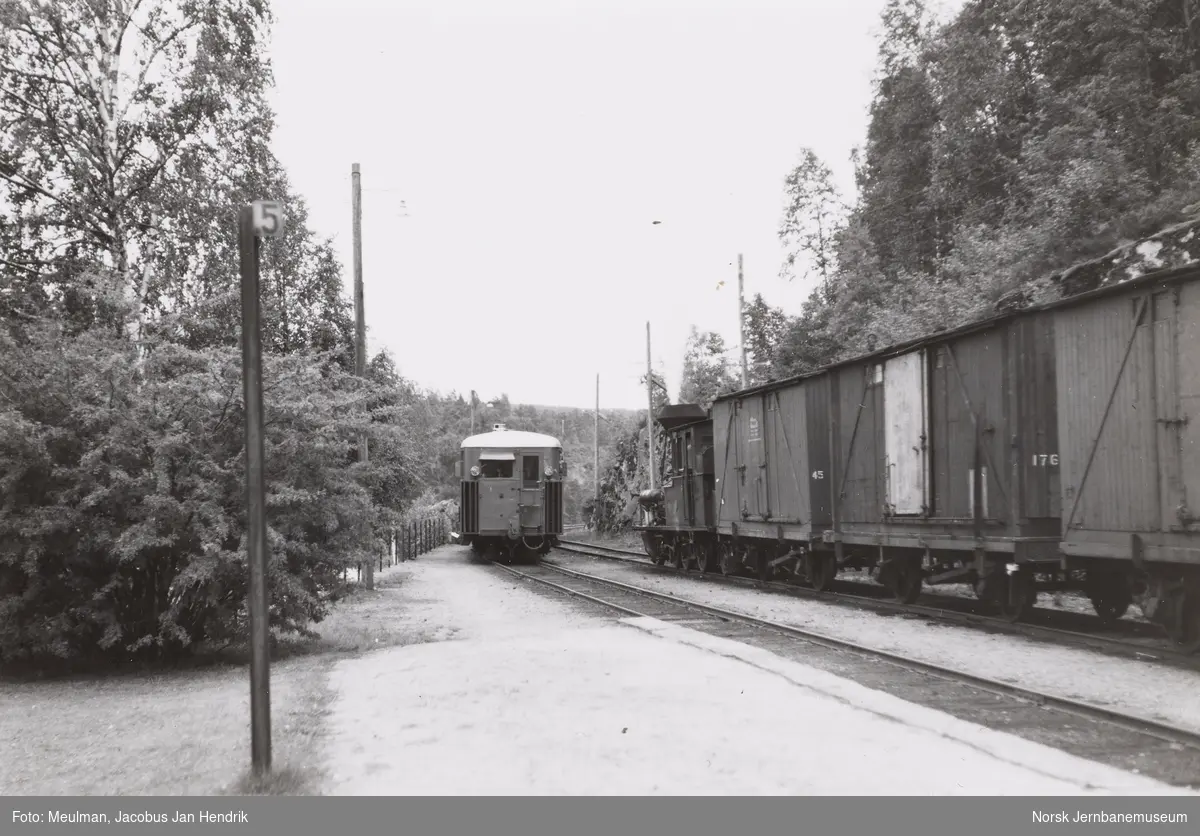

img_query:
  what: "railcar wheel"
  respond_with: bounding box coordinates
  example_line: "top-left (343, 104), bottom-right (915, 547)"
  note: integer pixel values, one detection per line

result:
top-left (808, 553), bottom-right (837, 593)
top-left (1165, 591), bottom-right (1200, 654)
top-left (695, 541), bottom-right (712, 575)
top-left (641, 531), bottom-right (661, 562)
top-left (755, 547), bottom-right (770, 582)
top-left (1085, 569), bottom-right (1132, 625)
top-left (720, 541), bottom-right (740, 576)
top-left (652, 538), bottom-right (669, 567)
top-left (889, 558), bottom-right (923, 605)
top-left (996, 569), bottom-right (1037, 623)
top-left (676, 542), bottom-right (692, 573)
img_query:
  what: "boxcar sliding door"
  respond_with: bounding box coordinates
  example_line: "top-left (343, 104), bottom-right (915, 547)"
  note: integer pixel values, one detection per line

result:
top-left (883, 350), bottom-right (930, 516)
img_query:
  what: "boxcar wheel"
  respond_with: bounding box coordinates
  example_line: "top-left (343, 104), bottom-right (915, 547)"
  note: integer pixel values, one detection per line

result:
top-left (889, 558), bottom-right (923, 605)
top-left (720, 541), bottom-right (739, 576)
top-left (673, 541), bottom-right (688, 572)
top-left (996, 569), bottom-right (1037, 623)
top-left (755, 548), bottom-right (770, 582)
top-left (807, 553), bottom-right (836, 592)
top-left (1085, 569), bottom-right (1132, 625)
top-left (1165, 591), bottom-right (1200, 654)
top-left (695, 541), bottom-right (712, 575)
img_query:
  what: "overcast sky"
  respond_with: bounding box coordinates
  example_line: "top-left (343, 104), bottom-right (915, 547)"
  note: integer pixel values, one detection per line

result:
top-left (265, 0), bottom-right (955, 410)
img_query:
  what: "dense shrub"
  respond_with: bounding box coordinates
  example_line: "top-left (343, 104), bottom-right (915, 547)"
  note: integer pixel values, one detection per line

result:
top-left (0, 313), bottom-right (410, 667)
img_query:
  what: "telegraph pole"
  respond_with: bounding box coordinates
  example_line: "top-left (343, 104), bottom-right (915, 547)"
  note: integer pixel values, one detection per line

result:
top-left (470, 390), bottom-right (476, 435)
top-left (594, 374), bottom-right (600, 505)
top-left (646, 322), bottom-right (657, 490)
top-left (738, 253), bottom-right (748, 388)
top-left (352, 163), bottom-right (373, 591)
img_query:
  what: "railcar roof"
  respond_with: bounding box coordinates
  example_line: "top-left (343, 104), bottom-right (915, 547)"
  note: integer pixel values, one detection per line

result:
top-left (713, 261), bottom-right (1200, 404)
top-left (460, 429), bottom-right (562, 449)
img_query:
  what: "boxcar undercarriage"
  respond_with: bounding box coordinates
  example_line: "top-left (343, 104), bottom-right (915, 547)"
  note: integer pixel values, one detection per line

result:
top-left (634, 520), bottom-right (1200, 652)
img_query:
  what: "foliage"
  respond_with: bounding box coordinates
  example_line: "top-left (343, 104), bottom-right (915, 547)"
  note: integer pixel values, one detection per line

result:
top-left (779, 148), bottom-right (846, 286)
top-left (0, 301), bottom-right (414, 667)
top-left (677, 326), bottom-right (739, 410)
top-left (742, 293), bottom-right (790, 385)
top-left (763, 0), bottom-right (1200, 379)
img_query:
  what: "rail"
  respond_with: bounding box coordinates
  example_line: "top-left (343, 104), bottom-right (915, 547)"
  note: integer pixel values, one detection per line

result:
top-left (491, 558), bottom-right (1200, 788)
top-left (552, 539), bottom-right (1200, 670)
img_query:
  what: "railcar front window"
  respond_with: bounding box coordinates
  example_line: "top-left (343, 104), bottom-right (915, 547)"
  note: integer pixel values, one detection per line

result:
top-left (481, 461), bottom-right (513, 478)
top-left (522, 455), bottom-right (540, 485)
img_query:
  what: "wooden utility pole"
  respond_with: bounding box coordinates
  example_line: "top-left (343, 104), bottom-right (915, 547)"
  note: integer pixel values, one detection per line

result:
top-left (352, 163), bottom-right (373, 591)
top-left (646, 322), bottom-right (657, 490)
top-left (594, 374), bottom-right (600, 505)
top-left (470, 390), bottom-right (476, 435)
top-left (738, 253), bottom-right (748, 389)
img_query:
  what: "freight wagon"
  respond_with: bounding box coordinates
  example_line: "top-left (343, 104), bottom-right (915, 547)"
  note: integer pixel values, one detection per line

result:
top-left (635, 263), bottom-right (1200, 651)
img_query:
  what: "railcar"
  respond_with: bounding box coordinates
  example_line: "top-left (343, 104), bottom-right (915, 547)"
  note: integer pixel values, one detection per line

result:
top-left (453, 424), bottom-right (565, 563)
top-left (1051, 264), bottom-right (1200, 651)
top-left (709, 376), bottom-right (836, 585)
top-left (814, 309), bottom-right (1064, 619)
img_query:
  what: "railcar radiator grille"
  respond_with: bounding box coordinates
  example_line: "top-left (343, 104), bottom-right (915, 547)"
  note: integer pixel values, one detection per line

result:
top-left (545, 481), bottom-right (563, 534)
top-left (461, 482), bottom-right (479, 533)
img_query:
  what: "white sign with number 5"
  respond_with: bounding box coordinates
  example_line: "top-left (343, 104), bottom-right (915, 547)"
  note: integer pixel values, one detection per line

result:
top-left (252, 200), bottom-right (285, 238)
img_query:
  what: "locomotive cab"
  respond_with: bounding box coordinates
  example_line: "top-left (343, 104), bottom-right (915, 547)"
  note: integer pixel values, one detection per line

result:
top-left (635, 404), bottom-right (718, 571)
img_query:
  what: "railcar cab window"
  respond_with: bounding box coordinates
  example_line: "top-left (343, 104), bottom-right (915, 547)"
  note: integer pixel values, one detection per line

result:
top-left (480, 460), bottom-right (513, 478)
top-left (522, 455), bottom-right (540, 486)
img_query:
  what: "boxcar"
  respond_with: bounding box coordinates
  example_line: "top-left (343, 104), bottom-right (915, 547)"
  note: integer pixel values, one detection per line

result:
top-left (454, 424), bottom-right (564, 562)
top-left (1051, 264), bottom-right (1200, 649)
top-left (710, 376), bottom-right (837, 586)
top-left (635, 404), bottom-right (718, 571)
top-left (818, 309), bottom-right (1064, 617)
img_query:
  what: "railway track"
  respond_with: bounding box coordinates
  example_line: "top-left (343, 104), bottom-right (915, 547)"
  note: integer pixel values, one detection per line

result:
top-left (554, 539), bottom-right (1200, 670)
top-left (492, 558), bottom-right (1200, 789)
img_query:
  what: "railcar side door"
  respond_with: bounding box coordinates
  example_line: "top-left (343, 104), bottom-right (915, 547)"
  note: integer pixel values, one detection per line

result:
top-left (519, 453), bottom-right (543, 531)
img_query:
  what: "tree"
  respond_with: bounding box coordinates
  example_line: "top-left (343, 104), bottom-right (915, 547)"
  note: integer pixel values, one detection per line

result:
top-left (678, 326), bottom-right (739, 409)
top-left (742, 293), bottom-right (791, 385)
top-left (0, 0), bottom-right (275, 348)
top-left (778, 148), bottom-right (845, 286)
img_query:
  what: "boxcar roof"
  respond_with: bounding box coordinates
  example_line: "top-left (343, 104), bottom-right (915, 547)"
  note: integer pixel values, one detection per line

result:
top-left (713, 262), bottom-right (1200, 404)
top-left (460, 428), bottom-right (562, 449)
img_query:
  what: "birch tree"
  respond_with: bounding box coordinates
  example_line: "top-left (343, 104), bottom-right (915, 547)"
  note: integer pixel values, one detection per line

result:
top-left (0, 0), bottom-right (273, 345)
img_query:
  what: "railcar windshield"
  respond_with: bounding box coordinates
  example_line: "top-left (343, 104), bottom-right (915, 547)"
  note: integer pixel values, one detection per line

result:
top-left (480, 460), bottom-right (513, 478)
top-left (522, 455), bottom-right (540, 485)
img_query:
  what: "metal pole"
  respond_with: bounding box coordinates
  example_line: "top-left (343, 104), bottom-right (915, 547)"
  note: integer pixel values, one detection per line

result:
top-left (594, 373), bottom-right (600, 507)
top-left (352, 163), bottom-right (373, 591)
top-left (238, 206), bottom-right (271, 776)
top-left (738, 253), bottom-right (748, 388)
top-left (646, 322), bottom-right (657, 490)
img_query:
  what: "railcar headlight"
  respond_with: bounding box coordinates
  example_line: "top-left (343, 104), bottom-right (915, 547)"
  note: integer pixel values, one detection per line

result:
top-left (545, 466), bottom-right (554, 478)
top-left (469, 465), bottom-right (481, 477)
